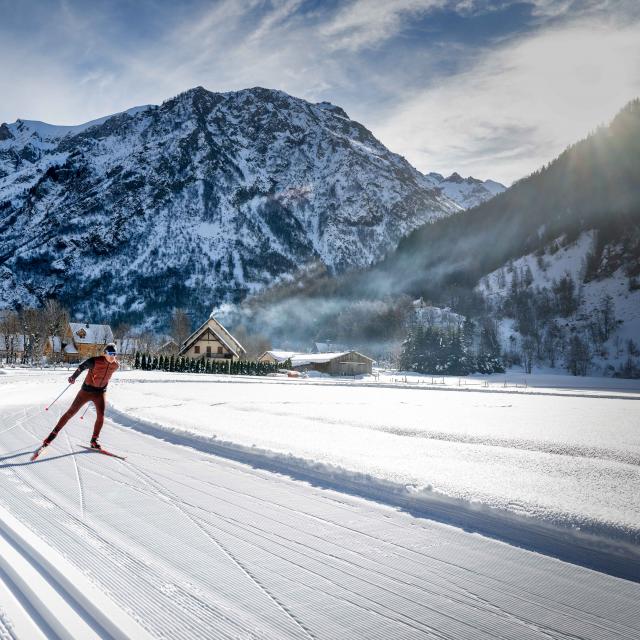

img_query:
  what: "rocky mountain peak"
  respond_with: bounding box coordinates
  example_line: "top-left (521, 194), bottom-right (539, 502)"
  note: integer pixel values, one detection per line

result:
top-left (0, 86), bottom-right (503, 329)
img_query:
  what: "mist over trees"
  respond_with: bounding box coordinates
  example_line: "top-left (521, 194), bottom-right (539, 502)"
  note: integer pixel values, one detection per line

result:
top-left (218, 99), bottom-right (640, 377)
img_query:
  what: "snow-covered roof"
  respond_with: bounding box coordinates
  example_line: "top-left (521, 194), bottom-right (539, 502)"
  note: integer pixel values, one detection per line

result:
top-left (262, 350), bottom-right (374, 366)
top-left (208, 315), bottom-right (246, 354)
top-left (64, 343), bottom-right (79, 354)
top-left (260, 350), bottom-right (297, 362)
top-left (47, 336), bottom-right (62, 353)
top-left (313, 342), bottom-right (346, 353)
top-left (291, 351), bottom-right (374, 366)
top-left (68, 323), bottom-right (114, 345)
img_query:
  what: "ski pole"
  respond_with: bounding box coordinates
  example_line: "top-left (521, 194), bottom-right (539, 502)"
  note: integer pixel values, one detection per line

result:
top-left (80, 404), bottom-right (91, 420)
top-left (45, 384), bottom-right (72, 411)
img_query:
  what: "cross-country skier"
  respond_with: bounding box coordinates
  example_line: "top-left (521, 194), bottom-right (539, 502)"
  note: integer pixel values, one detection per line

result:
top-left (40, 343), bottom-right (120, 452)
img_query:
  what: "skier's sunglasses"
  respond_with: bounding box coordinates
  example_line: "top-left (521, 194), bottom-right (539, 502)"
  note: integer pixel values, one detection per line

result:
top-left (105, 350), bottom-right (117, 356)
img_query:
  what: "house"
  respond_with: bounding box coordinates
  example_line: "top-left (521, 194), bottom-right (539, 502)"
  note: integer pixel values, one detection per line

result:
top-left (259, 350), bottom-right (374, 376)
top-left (158, 339), bottom-right (179, 355)
top-left (178, 316), bottom-right (246, 361)
top-left (43, 336), bottom-right (64, 362)
top-left (0, 334), bottom-right (25, 362)
top-left (257, 350), bottom-right (297, 364)
top-left (55, 323), bottom-right (114, 362)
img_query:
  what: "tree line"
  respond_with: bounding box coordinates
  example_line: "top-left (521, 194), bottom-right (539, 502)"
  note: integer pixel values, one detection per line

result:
top-left (399, 319), bottom-right (504, 376)
top-left (0, 301), bottom-right (69, 365)
top-left (134, 352), bottom-right (291, 376)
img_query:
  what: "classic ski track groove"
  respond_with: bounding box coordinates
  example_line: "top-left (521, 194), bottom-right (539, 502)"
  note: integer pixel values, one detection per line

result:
top-left (12, 405), bottom-right (325, 639)
top-left (64, 432), bottom-right (85, 521)
top-left (125, 461), bottom-right (317, 640)
top-left (1, 390), bottom-right (639, 639)
top-left (2, 461), bottom-right (277, 639)
top-left (50, 425), bottom-right (640, 638)
top-left (89, 446), bottom-right (637, 639)
top-left (7, 423), bottom-right (275, 638)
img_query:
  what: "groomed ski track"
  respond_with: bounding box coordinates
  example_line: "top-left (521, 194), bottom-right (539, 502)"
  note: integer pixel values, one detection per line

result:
top-left (0, 375), bottom-right (639, 639)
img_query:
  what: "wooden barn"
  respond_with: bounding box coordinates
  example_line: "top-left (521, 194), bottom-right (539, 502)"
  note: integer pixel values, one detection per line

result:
top-left (179, 316), bottom-right (246, 361)
top-left (258, 350), bottom-right (374, 376)
top-left (291, 351), bottom-right (373, 376)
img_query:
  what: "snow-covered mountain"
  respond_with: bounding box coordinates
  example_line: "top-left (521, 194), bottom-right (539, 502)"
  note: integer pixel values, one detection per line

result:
top-left (0, 86), bottom-right (501, 327)
top-left (423, 171), bottom-right (505, 210)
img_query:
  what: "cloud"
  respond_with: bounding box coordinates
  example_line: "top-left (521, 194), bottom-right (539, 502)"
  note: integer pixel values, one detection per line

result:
top-left (372, 16), bottom-right (640, 184)
top-left (1, 0), bottom-right (639, 187)
top-left (320, 0), bottom-right (447, 51)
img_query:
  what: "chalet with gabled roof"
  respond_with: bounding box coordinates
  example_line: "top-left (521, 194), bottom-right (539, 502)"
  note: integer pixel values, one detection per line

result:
top-left (178, 316), bottom-right (246, 361)
top-left (49, 322), bottom-right (114, 362)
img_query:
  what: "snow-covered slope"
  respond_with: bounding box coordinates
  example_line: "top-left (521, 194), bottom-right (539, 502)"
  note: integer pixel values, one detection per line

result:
top-left (1, 369), bottom-right (639, 638)
top-left (477, 231), bottom-right (640, 374)
top-left (0, 87), bottom-right (503, 327)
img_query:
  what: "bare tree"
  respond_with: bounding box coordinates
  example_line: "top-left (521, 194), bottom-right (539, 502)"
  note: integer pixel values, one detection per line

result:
top-left (42, 299), bottom-right (70, 364)
top-left (137, 331), bottom-right (159, 354)
top-left (521, 336), bottom-right (536, 374)
top-left (231, 324), bottom-right (271, 359)
top-left (0, 311), bottom-right (22, 364)
top-left (566, 334), bottom-right (591, 376)
top-left (170, 309), bottom-right (192, 349)
top-left (113, 323), bottom-right (135, 361)
top-left (21, 308), bottom-right (47, 366)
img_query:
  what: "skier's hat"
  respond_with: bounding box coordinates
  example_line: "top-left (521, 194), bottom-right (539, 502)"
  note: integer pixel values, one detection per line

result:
top-left (104, 343), bottom-right (117, 355)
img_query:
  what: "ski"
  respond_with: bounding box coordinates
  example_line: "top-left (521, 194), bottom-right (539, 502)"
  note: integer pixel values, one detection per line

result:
top-left (77, 445), bottom-right (126, 460)
top-left (30, 445), bottom-right (49, 462)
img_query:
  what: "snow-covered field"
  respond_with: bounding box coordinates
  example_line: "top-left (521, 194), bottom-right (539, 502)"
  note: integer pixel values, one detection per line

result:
top-left (108, 370), bottom-right (640, 545)
top-left (1, 367), bottom-right (639, 638)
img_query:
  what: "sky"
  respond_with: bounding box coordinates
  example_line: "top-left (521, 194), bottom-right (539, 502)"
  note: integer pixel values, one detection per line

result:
top-left (1, 0), bottom-right (639, 185)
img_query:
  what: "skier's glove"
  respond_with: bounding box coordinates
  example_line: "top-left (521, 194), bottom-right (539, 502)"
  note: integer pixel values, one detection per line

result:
top-left (68, 376), bottom-right (76, 384)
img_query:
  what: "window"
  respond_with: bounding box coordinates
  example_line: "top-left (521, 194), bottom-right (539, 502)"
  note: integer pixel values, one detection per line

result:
top-left (206, 346), bottom-right (211, 355)
top-left (194, 346), bottom-right (200, 354)
top-left (218, 347), bottom-right (223, 354)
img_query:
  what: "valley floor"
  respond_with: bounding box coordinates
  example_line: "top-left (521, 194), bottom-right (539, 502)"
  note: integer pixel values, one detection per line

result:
top-left (0, 369), bottom-right (638, 639)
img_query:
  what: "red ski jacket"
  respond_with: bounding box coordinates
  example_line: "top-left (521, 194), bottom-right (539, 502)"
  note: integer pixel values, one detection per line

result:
top-left (71, 356), bottom-right (119, 392)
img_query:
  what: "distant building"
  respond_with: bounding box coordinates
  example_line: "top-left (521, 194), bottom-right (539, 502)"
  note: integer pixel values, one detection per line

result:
top-left (0, 334), bottom-right (25, 362)
top-left (48, 322), bottom-right (115, 362)
top-left (179, 316), bottom-right (246, 361)
top-left (311, 341), bottom-right (346, 354)
top-left (158, 339), bottom-right (179, 355)
top-left (259, 350), bottom-right (374, 376)
top-left (115, 337), bottom-right (141, 357)
top-left (257, 350), bottom-right (297, 364)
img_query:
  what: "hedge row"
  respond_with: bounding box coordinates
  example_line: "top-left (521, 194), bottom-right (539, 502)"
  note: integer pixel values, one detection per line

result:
top-left (133, 352), bottom-right (292, 375)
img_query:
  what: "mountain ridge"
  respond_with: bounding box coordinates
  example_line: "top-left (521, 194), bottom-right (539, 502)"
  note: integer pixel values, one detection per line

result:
top-left (0, 86), bottom-right (503, 328)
